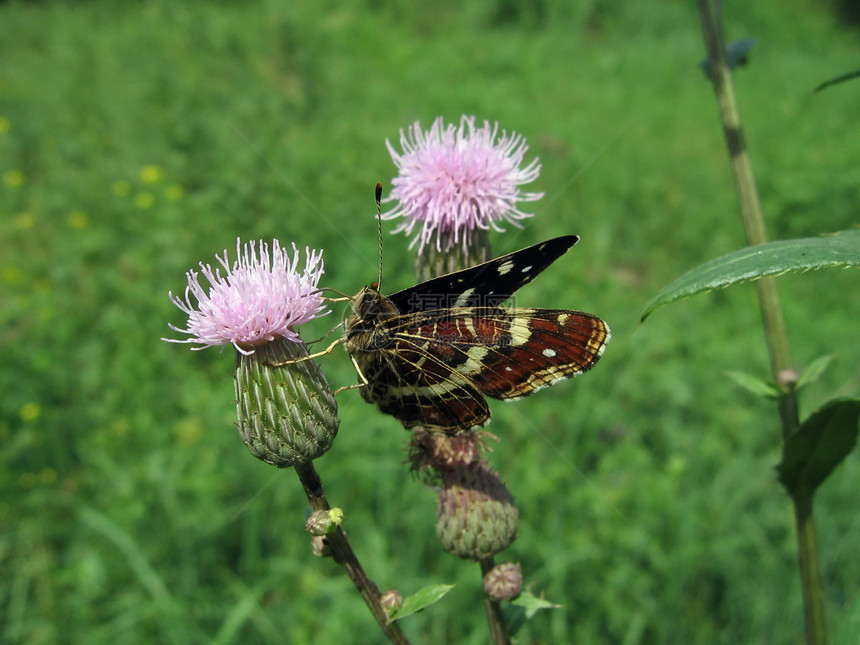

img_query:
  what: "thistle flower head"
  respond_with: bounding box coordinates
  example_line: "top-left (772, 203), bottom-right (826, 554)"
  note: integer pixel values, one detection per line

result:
top-left (384, 115), bottom-right (544, 252)
top-left (165, 239), bottom-right (326, 353)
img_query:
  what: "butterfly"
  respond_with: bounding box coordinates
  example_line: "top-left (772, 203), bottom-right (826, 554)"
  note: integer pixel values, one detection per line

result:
top-left (342, 236), bottom-right (610, 434)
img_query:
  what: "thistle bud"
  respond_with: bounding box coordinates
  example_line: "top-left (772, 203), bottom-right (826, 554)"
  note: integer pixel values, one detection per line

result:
top-left (380, 589), bottom-right (403, 614)
top-left (235, 337), bottom-right (338, 468)
top-left (435, 462), bottom-right (519, 561)
top-left (305, 508), bottom-right (344, 536)
top-left (483, 561), bottom-right (522, 601)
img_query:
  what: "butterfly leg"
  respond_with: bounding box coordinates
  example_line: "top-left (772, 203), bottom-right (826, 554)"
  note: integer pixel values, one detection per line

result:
top-left (333, 383), bottom-right (364, 395)
top-left (266, 336), bottom-right (345, 367)
top-left (331, 355), bottom-right (370, 395)
top-left (348, 354), bottom-right (370, 386)
top-left (303, 320), bottom-right (345, 345)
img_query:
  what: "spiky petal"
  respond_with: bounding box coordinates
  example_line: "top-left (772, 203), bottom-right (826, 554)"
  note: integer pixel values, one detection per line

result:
top-left (165, 239), bottom-right (327, 353)
top-left (384, 115), bottom-right (543, 253)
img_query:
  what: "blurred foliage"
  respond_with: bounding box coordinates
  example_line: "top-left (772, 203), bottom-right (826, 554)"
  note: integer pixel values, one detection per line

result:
top-left (1, 1), bottom-right (858, 644)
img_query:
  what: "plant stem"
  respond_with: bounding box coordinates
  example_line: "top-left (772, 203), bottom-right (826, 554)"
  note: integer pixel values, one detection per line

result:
top-left (295, 462), bottom-right (412, 645)
top-left (479, 557), bottom-right (511, 645)
top-left (793, 484), bottom-right (828, 645)
top-left (697, 3), bottom-right (825, 644)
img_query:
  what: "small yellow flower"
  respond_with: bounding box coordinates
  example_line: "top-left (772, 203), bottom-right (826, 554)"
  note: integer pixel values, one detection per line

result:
top-left (68, 211), bottom-right (89, 229)
top-left (39, 468), bottom-right (58, 485)
top-left (0, 116), bottom-right (9, 133)
top-left (164, 183), bottom-right (184, 201)
top-left (19, 401), bottom-right (40, 421)
top-left (19, 472), bottom-right (37, 488)
top-left (667, 455), bottom-right (688, 477)
top-left (14, 212), bottom-right (35, 229)
top-left (135, 191), bottom-right (155, 209)
top-left (2, 266), bottom-right (24, 285)
top-left (112, 180), bottom-right (131, 197)
top-left (175, 417), bottom-right (203, 446)
top-left (140, 164), bottom-right (164, 184)
top-left (3, 169), bottom-right (24, 187)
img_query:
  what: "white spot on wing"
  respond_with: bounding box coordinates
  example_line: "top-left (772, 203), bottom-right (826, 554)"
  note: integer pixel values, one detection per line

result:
top-left (460, 346), bottom-right (490, 376)
top-left (542, 348), bottom-right (557, 358)
top-left (508, 317), bottom-right (531, 346)
top-left (454, 287), bottom-right (476, 307)
top-left (520, 265), bottom-right (533, 273)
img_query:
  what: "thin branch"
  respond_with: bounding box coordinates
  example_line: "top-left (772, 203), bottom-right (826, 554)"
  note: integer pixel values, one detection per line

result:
top-left (295, 462), bottom-right (412, 645)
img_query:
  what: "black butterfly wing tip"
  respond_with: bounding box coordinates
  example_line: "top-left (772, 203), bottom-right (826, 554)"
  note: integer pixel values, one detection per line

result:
top-left (538, 235), bottom-right (580, 257)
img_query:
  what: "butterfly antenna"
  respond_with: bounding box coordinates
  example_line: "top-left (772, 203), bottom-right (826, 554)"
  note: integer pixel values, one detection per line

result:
top-left (375, 181), bottom-right (384, 291)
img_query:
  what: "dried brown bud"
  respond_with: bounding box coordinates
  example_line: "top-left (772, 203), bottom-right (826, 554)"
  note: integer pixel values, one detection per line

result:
top-left (310, 534), bottom-right (331, 557)
top-left (408, 428), bottom-right (492, 471)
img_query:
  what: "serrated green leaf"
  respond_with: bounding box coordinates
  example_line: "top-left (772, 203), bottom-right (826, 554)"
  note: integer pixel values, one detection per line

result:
top-left (777, 398), bottom-right (860, 498)
top-left (724, 370), bottom-right (782, 399)
top-left (510, 590), bottom-right (562, 618)
top-left (388, 584), bottom-right (454, 621)
top-left (796, 354), bottom-right (836, 391)
top-left (641, 229), bottom-right (860, 322)
top-left (503, 590), bottom-right (562, 636)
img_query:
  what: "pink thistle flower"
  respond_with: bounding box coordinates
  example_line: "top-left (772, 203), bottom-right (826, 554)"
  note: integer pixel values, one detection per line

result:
top-left (164, 239), bottom-right (327, 354)
top-left (384, 115), bottom-right (544, 252)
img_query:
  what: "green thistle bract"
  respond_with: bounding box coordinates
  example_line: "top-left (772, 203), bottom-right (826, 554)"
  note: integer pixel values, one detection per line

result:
top-left (235, 338), bottom-right (338, 468)
top-left (435, 462), bottom-right (519, 561)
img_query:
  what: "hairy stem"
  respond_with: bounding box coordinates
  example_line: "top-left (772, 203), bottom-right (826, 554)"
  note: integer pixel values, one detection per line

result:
top-left (697, 3), bottom-right (825, 644)
top-left (295, 462), bottom-right (411, 645)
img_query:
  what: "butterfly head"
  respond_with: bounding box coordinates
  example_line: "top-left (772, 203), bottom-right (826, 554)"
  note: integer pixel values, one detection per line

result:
top-left (345, 283), bottom-right (400, 341)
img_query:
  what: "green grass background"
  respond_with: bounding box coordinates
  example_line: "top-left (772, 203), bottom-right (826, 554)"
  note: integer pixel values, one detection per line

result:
top-left (1, 1), bottom-right (858, 643)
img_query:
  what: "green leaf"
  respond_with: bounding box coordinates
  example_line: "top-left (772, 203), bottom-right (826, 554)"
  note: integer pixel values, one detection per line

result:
top-left (388, 584), bottom-right (454, 621)
top-left (503, 590), bottom-right (562, 636)
top-left (510, 590), bottom-right (562, 618)
top-left (795, 354), bottom-right (836, 391)
top-left (814, 68), bottom-right (860, 93)
top-left (724, 370), bottom-right (781, 399)
top-left (777, 398), bottom-right (860, 498)
top-left (641, 229), bottom-right (860, 322)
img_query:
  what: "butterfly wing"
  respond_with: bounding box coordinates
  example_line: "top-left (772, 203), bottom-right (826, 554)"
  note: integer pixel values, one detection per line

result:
top-left (459, 308), bottom-right (610, 400)
top-left (356, 306), bottom-right (609, 432)
top-left (386, 236), bottom-right (579, 314)
top-left (356, 323), bottom-right (491, 432)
